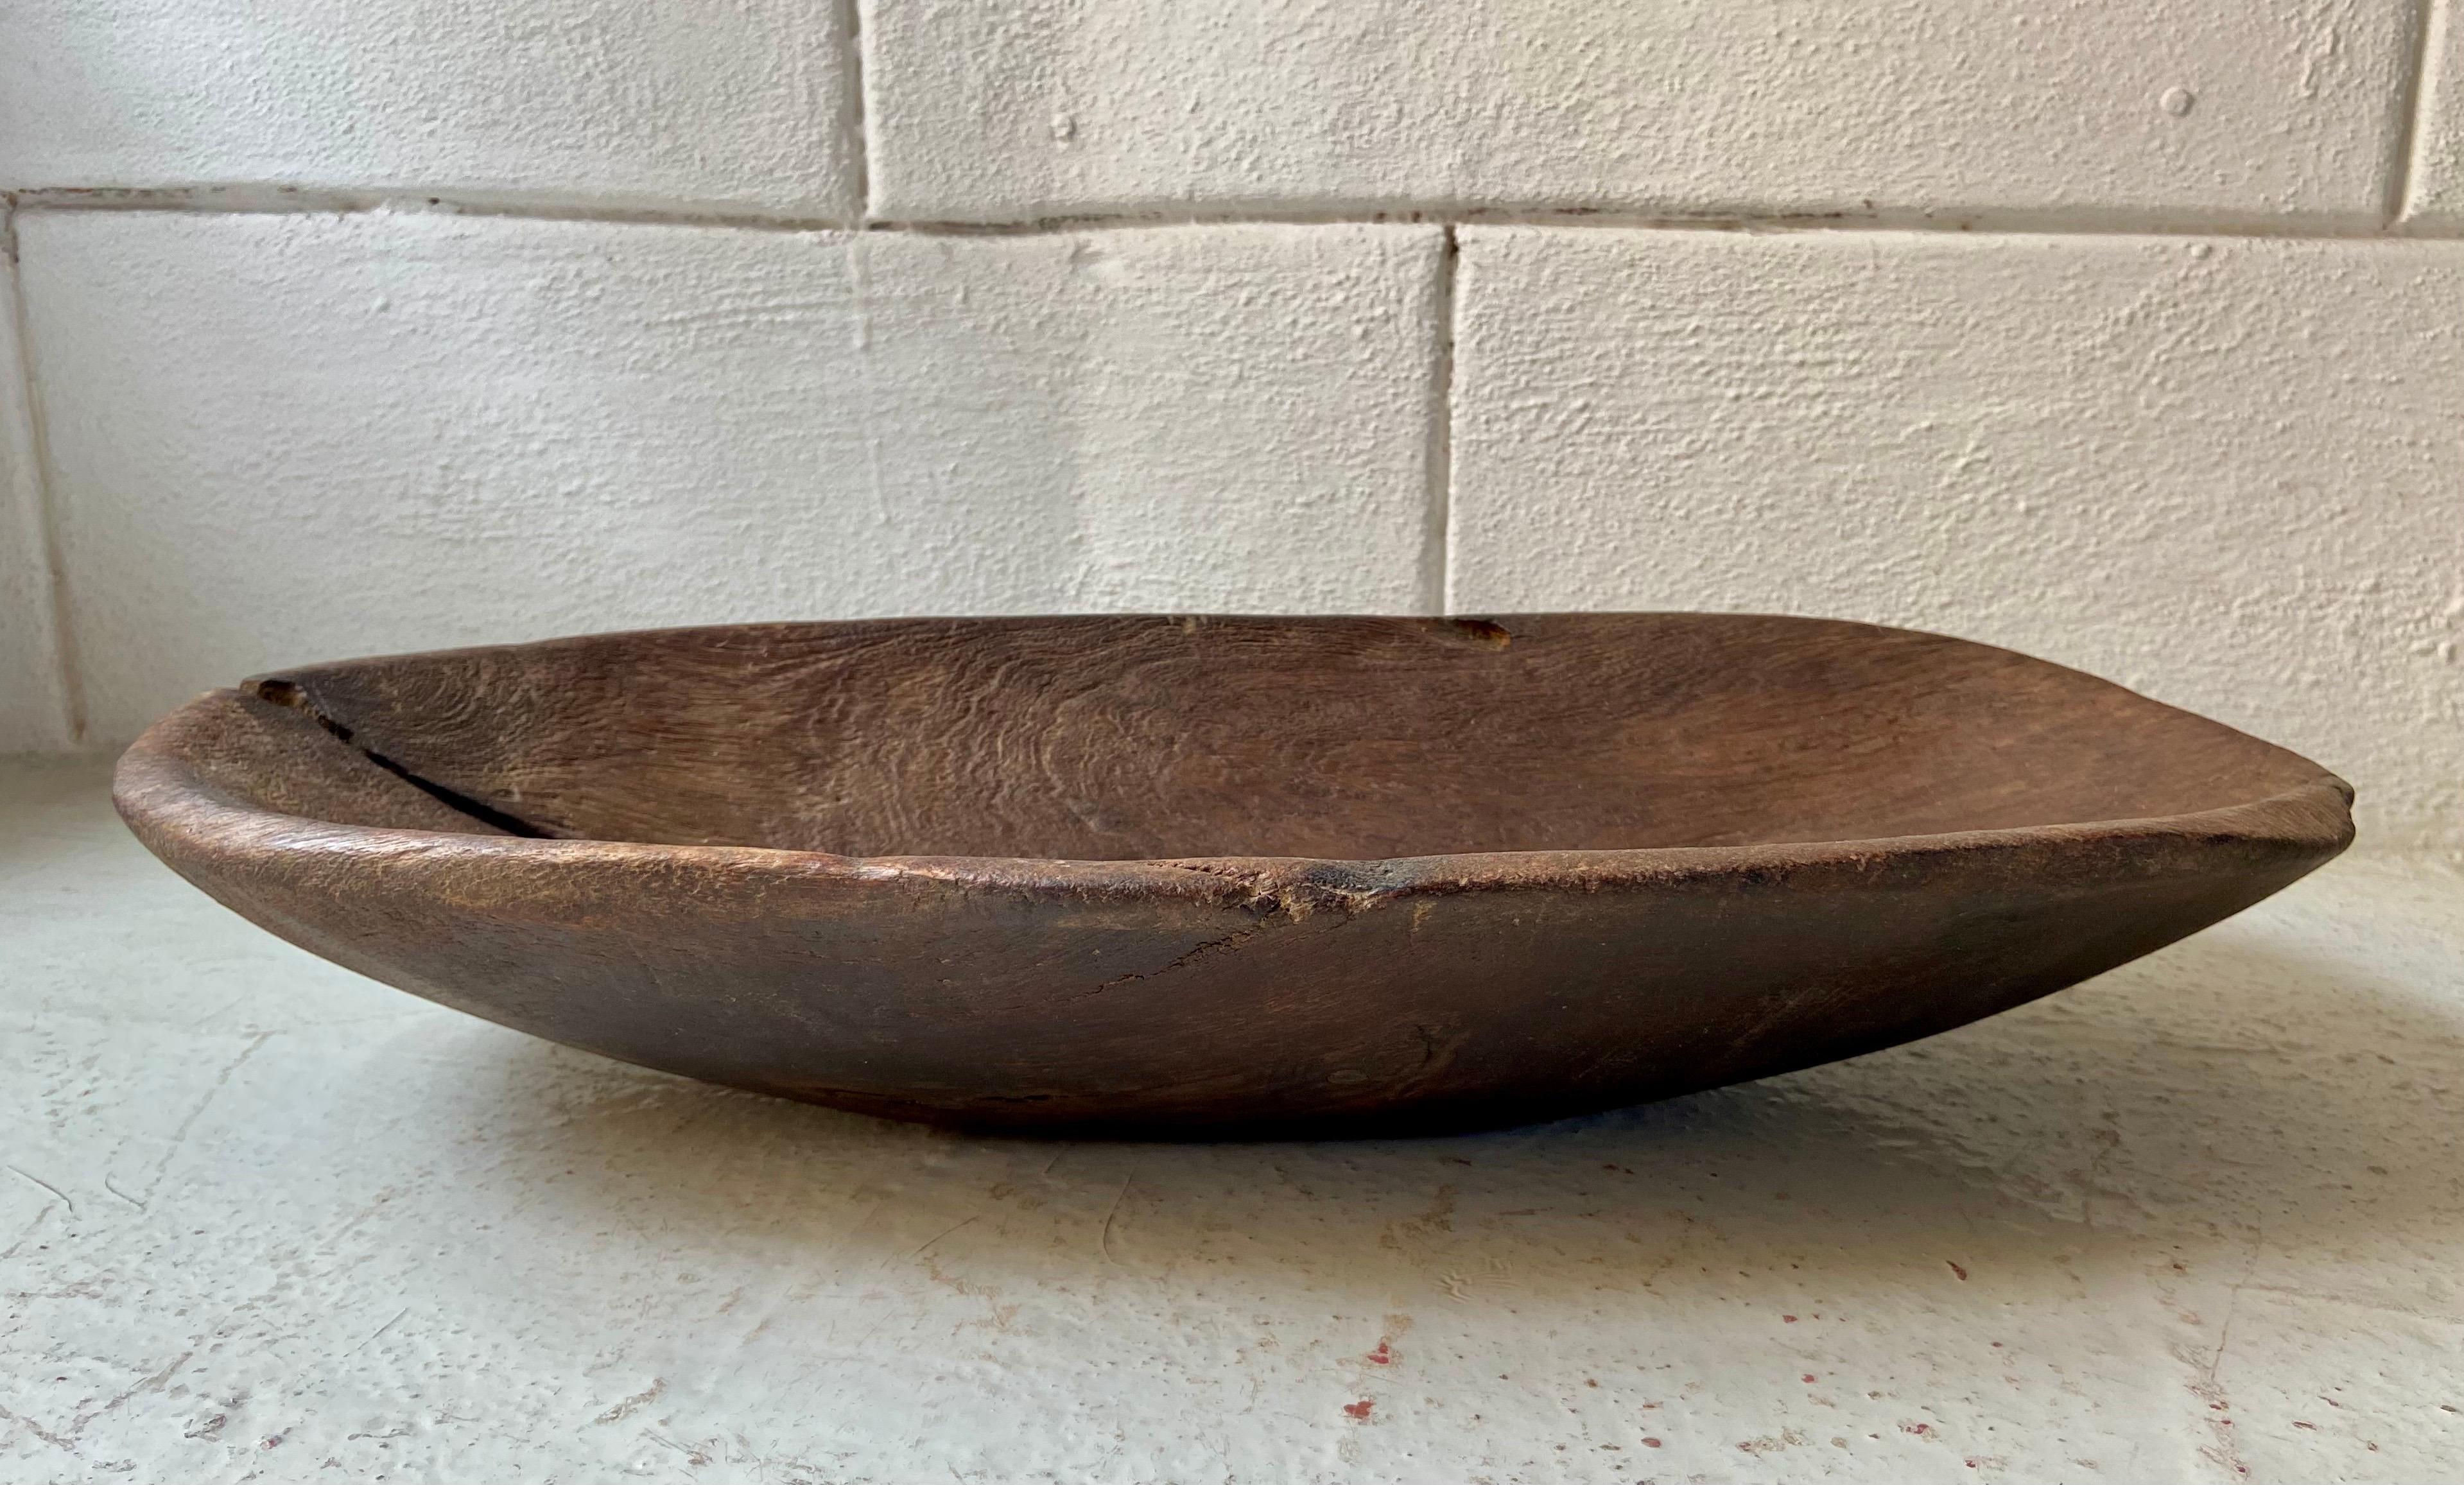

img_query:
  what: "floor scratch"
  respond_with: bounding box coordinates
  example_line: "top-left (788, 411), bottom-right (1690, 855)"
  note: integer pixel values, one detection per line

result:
top-left (0, 1402), bottom-right (79, 1454)
top-left (144, 1030), bottom-right (273, 1201)
top-left (2206, 1224), bottom-right (2265, 1391)
top-left (347, 1307), bottom-right (410, 1359)
top-left (1098, 1176), bottom-right (1134, 1265)
top-left (907, 1213), bottom-right (980, 1263)
top-left (596, 1378), bottom-right (666, 1426)
top-left (7, 1165), bottom-right (74, 1217)
top-left (72, 1348), bottom-right (193, 1436)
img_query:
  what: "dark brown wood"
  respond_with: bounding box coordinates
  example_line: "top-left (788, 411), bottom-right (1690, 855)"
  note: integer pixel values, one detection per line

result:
top-left (114, 614), bottom-right (2352, 1136)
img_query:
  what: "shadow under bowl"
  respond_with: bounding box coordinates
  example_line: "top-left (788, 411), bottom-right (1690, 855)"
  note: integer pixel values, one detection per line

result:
top-left (114, 613), bottom-right (2350, 1136)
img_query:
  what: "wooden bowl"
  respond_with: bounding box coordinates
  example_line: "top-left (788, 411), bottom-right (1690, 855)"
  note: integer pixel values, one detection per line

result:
top-left (116, 614), bottom-right (2350, 1137)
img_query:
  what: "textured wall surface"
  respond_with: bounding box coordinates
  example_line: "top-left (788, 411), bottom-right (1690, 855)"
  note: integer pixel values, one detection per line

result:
top-left (9, 763), bottom-right (2464, 1482)
top-left (0, 0), bottom-right (861, 214)
top-left (1, 0), bottom-right (2459, 854)
top-left (2411, 0), bottom-right (2464, 225)
top-left (0, 234), bottom-right (71, 752)
top-left (1451, 229), bottom-right (2464, 847)
top-left (16, 211), bottom-right (1443, 743)
top-left (865, 0), bottom-right (2418, 224)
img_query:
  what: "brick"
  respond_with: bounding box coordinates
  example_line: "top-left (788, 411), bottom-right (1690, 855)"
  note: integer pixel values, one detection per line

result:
top-left (1450, 227), bottom-right (2464, 845)
top-left (2403, 1), bottom-right (2464, 227)
top-left (16, 210), bottom-right (1443, 743)
top-left (0, 238), bottom-right (73, 752)
top-left (867, 0), bottom-right (2414, 226)
top-left (0, 0), bottom-right (859, 215)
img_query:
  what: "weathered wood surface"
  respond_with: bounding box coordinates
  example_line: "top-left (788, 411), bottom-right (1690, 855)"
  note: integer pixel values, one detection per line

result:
top-left (115, 614), bottom-right (2352, 1135)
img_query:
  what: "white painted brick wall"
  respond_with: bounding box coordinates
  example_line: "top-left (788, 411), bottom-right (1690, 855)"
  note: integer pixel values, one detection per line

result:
top-left (0, 1), bottom-right (2457, 844)
top-left (1448, 227), bottom-right (2464, 849)
top-left (0, 224), bottom-right (73, 752)
top-left (0, 0), bottom-right (860, 215)
top-left (2408, 1), bottom-right (2464, 225)
top-left (14, 211), bottom-right (1442, 744)
top-left (867, 0), bottom-right (2418, 225)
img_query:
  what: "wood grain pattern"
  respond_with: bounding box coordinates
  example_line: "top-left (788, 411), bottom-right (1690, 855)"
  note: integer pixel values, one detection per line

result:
top-left (114, 614), bottom-right (2352, 1135)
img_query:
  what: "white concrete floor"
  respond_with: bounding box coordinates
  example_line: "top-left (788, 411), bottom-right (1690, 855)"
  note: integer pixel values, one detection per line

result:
top-left (3, 756), bottom-right (2460, 1484)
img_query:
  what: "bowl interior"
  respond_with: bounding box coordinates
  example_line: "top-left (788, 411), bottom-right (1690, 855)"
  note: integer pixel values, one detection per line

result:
top-left (247, 614), bottom-right (2325, 860)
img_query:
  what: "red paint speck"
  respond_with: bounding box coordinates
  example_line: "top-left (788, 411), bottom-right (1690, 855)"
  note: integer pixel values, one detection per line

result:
top-left (1948, 1261), bottom-right (1969, 1281)
top-left (1966, 1461), bottom-right (1980, 1470)
top-left (260, 1435), bottom-right (285, 1450)
top-left (1802, 1374), bottom-right (1817, 1383)
top-left (1365, 1341), bottom-right (1393, 1366)
top-left (1642, 1438), bottom-right (1662, 1448)
top-left (1902, 1423), bottom-right (1932, 1436)
top-left (1782, 1315), bottom-right (1799, 1323)
top-left (1343, 1400), bottom-right (1374, 1420)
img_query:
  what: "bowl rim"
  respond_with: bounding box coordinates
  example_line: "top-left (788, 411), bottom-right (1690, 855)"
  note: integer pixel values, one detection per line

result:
top-left (116, 611), bottom-right (2359, 900)
top-left (117, 691), bottom-right (2356, 908)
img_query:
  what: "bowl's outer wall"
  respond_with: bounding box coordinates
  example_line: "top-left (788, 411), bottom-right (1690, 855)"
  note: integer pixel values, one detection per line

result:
top-left (111, 614), bottom-right (2355, 1136)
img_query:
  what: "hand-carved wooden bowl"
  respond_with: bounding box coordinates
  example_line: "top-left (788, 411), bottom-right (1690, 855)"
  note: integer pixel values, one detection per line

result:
top-left (116, 614), bottom-right (2350, 1137)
